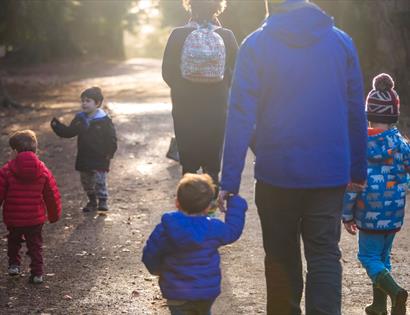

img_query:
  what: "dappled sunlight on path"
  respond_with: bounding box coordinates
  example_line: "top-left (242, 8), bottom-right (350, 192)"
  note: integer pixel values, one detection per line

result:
top-left (0, 58), bottom-right (409, 314)
top-left (108, 102), bottom-right (171, 116)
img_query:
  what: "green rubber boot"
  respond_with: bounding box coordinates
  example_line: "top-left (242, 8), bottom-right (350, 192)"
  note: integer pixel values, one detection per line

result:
top-left (365, 285), bottom-right (387, 315)
top-left (375, 270), bottom-right (408, 315)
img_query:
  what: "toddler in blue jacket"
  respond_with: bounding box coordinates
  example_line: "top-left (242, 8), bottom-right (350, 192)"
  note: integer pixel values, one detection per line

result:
top-left (142, 173), bottom-right (247, 315)
top-left (343, 74), bottom-right (408, 315)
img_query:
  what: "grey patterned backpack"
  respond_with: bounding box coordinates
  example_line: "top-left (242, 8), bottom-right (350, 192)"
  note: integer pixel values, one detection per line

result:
top-left (181, 22), bottom-right (226, 83)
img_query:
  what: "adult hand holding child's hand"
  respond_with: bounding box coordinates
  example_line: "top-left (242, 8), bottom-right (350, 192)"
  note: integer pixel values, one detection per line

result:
top-left (218, 190), bottom-right (233, 213)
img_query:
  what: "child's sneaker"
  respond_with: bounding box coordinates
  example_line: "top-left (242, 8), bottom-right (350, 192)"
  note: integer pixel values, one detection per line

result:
top-left (8, 265), bottom-right (21, 276)
top-left (83, 194), bottom-right (97, 212)
top-left (29, 275), bottom-right (43, 284)
top-left (83, 201), bottom-right (97, 212)
top-left (98, 199), bottom-right (109, 211)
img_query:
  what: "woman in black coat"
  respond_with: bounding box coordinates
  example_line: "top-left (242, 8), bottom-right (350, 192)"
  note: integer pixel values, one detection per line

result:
top-left (162, 0), bottom-right (238, 186)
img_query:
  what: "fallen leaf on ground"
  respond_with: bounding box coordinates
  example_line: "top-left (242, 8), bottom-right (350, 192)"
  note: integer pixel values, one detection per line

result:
top-left (63, 295), bottom-right (72, 300)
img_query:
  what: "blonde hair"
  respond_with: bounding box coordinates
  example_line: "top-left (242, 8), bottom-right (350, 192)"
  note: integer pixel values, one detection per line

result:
top-left (182, 0), bottom-right (227, 21)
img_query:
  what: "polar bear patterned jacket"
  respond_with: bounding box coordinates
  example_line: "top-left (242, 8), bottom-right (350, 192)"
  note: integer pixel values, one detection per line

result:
top-left (343, 128), bottom-right (410, 232)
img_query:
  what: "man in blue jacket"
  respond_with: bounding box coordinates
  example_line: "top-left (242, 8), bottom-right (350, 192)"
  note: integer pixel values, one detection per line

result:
top-left (219, 1), bottom-right (367, 314)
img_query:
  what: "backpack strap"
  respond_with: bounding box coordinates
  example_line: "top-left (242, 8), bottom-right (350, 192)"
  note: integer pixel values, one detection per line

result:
top-left (186, 21), bottom-right (200, 29)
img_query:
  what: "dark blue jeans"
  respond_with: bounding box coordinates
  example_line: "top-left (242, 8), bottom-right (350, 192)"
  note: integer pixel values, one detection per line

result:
top-left (168, 300), bottom-right (214, 315)
top-left (255, 181), bottom-right (345, 315)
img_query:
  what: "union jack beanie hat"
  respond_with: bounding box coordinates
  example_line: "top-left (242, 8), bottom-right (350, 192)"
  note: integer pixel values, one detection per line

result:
top-left (366, 73), bottom-right (400, 124)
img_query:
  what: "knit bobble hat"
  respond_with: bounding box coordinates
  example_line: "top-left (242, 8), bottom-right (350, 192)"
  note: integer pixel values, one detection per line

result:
top-left (366, 73), bottom-right (400, 124)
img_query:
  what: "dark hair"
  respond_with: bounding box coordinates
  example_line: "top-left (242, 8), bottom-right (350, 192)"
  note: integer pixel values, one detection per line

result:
top-left (9, 130), bottom-right (38, 153)
top-left (183, 0), bottom-right (227, 21)
top-left (177, 173), bottom-right (215, 214)
top-left (80, 86), bottom-right (104, 106)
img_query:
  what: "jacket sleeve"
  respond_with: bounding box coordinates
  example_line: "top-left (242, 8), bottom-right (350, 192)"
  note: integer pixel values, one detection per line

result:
top-left (105, 119), bottom-right (117, 158)
top-left (51, 114), bottom-right (85, 138)
top-left (0, 166), bottom-right (7, 207)
top-left (342, 189), bottom-right (358, 223)
top-left (142, 223), bottom-right (168, 275)
top-left (162, 29), bottom-right (183, 89)
top-left (345, 38), bottom-right (368, 183)
top-left (220, 37), bottom-right (260, 194)
top-left (223, 29), bottom-right (239, 84)
top-left (399, 138), bottom-right (410, 174)
top-left (43, 168), bottom-right (62, 223)
top-left (218, 195), bottom-right (247, 245)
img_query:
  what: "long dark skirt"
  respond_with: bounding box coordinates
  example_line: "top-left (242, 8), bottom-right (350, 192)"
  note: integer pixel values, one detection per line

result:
top-left (171, 83), bottom-right (228, 183)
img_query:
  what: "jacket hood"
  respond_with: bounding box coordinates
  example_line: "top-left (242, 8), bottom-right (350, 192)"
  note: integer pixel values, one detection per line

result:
top-left (265, 0), bottom-right (334, 48)
top-left (161, 211), bottom-right (213, 248)
top-left (78, 109), bottom-right (108, 126)
top-left (367, 128), bottom-right (403, 162)
top-left (90, 109), bottom-right (107, 120)
top-left (10, 152), bottom-right (43, 181)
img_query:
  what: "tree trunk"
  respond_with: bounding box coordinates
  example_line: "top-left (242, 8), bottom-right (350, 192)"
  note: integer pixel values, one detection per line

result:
top-left (317, 0), bottom-right (410, 120)
top-left (0, 80), bottom-right (22, 108)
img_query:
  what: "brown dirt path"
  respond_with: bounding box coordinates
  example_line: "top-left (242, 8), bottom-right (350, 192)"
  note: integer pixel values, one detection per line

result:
top-left (0, 59), bottom-right (408, 314)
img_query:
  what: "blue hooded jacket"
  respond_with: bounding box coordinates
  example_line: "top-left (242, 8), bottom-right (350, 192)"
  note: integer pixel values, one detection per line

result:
top-left (142, 196), bottom-right (247, 301)
top-left (221, 0), bottom-right (367, 193)
top-left (343, 128), bottom-right (410, 232)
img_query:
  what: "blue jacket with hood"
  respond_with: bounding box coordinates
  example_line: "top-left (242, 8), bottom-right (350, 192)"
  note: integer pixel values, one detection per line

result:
top-left (142, 196), bottom-right (247, 301)
top-left (343, 128), bottom-right (410, 232)
top-left (221, 0), bottom-right (367, 193)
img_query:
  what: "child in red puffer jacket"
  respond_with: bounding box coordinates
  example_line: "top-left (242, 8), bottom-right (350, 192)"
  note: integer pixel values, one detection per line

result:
top-left (0, 130), bottom-right (62, 284)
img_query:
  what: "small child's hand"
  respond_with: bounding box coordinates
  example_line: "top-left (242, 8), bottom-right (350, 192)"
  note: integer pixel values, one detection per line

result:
top-left (51, 117), bottom-right (60, 127)
top-left (347, 181), bottom-right (366, 192)
top-left (343, 221), bottom-right (358, 235)
top-left (49, 215), bottom-right (60, 224)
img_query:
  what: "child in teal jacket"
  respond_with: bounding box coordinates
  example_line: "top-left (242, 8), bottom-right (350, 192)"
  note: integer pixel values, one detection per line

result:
top-left (343, 74), bottom-right (408, 315)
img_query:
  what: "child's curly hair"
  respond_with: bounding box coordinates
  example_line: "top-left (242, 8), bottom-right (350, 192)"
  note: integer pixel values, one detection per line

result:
top-left (183, 0), bottom-right (227, 20)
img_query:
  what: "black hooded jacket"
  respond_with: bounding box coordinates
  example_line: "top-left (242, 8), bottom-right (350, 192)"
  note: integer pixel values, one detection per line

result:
top-left (51, 110), bottom-right (117, 172)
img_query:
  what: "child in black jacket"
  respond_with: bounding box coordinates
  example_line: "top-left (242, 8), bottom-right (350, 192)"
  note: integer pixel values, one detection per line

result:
top-left (51, 87), bottom-right (117, 212)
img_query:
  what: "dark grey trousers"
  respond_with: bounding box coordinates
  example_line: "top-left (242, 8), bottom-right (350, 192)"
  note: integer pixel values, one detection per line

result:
top-left (255, 181), bottom-right (345, 315)
top-left (80, 171), bottom-right (108, 200)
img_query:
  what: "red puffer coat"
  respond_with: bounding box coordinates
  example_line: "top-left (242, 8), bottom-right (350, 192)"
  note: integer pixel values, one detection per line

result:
top-left (0, 152), bottom-right (62, 227)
